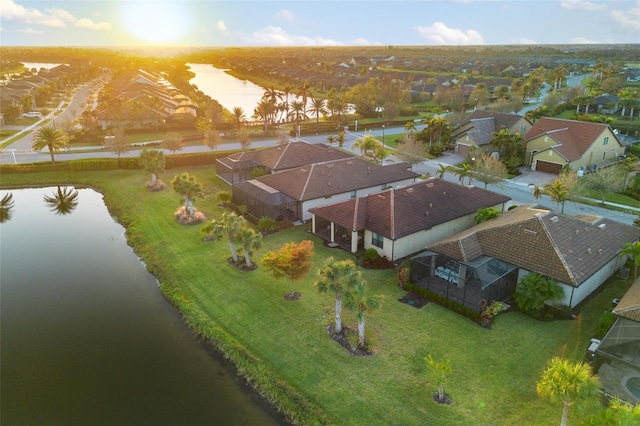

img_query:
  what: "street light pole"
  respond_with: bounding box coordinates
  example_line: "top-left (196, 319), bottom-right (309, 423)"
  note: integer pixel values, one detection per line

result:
top-left (382, 124), bottom-right (385, 150)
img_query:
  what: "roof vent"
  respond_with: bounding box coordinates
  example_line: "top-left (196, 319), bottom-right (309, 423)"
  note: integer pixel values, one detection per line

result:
top-left (550, 216), bottom-right (559, 222)
top-left (598, 223), bottom-right (606, 230)
top-left (406, 188), bottom-right (414, 193)
top-left (429, 203), bottom-right (433, 208)
top-left (426, 182), bottom-right (435, 188)
top-left (524, 229), bottom-right (537, 235)
top-left (575, 229), bottom-right (579, 234)
top-left (587, 248), bottom-right (592, 254)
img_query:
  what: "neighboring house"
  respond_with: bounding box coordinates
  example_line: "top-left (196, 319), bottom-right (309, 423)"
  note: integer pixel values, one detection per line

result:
top-left (232, 157), bottom-right (419, 222)
top-left (596, 277), bottom-right (640, 404)
top-left (592, 93), bottom-right (619, 114)
top-left (216, 141), bottom-right (353, 185)
top-left (524, 117), bottom-right (625, 174)
top-left (452, 110), bottom-right (533, 157)
top-left (410, 205), bottom-right (640, 313)
top-left (309, 178), bottom-right (510, 261)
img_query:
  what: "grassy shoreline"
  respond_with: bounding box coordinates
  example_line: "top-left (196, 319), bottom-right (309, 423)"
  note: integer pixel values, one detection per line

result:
top-left (1, 166), bottom-right (629, 425)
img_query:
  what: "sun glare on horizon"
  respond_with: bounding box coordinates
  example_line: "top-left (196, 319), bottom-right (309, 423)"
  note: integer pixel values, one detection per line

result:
top-left (120, 2), bottom-right (193, 44)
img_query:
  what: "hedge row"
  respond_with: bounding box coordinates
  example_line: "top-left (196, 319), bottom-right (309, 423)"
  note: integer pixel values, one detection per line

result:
top-left (0, 151), bottom-right (227, 174)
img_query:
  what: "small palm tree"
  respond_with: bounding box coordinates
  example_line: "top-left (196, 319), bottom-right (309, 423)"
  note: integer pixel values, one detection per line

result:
top-left (32, 126), bottom-right (67, 163)
top-left (436, 163), bottom-right (450, 179)
top-left (353, 134), bottom-right (382, 161)
top-left (544, 180), bottom-right (569, 213)
top-left (200, 212), bottom-right (246, 263)
top-left (514, 273), bottom-right (563, 316)
top-left (231, 107), bottom-right (247, 132)
top-left (314, 257), bottom-right (358, 335)
top-left (621, 241), bottom-right (640, 280)
top-left (343, 279), bottom-right (383, 348)
top-left (536, 357), bottom-right (600, 426)
top-left (236, 226), bottom-right (262, 267)
top-left (171, 173), bottom-right (203, 218)
top-left (454, 163), bottom-right (473, 186)
top-left (326, 135), bottom-right (337, 145)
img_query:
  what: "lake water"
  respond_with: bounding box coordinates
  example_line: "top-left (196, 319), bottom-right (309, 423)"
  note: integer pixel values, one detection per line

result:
top-left (188, 63), bottom-right (266, 120)
top-left (0, 187), bottom-right (285, 426)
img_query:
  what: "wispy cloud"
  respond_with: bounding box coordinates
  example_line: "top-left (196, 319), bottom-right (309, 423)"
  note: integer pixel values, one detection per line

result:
top-left (217, 20), bottom-right (230, 36)
top-left (275, 9), bottom-right (295, 23)
top-left (243, 26), bottom-right (343, 46)
top-left (19, 28), bottom-right (43, 35)
top-left (414, 22), bottom-right (484, 45)
top-left (0, 0), bottom-right (111, 30)
top-left (560, 1), bottom-right (606, 11)
top-left (610, 2), bottom-right (640, 34)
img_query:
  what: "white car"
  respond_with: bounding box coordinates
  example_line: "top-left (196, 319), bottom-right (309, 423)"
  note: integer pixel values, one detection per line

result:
top-left (23, 112), bottom-right (43, 119)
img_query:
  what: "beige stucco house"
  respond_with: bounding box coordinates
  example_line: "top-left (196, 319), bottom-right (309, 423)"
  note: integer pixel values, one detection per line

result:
top-left (524, 117), bottom-right (625, 174)
top-left (309, 178), bottom-right (510, 261)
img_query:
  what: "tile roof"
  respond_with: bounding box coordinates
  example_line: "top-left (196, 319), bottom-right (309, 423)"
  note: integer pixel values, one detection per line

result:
top-left (454, 110), bottom-right (528, 146)
top-left (254, 157), bottom-right (419, 201)
top-left (429, 205), bottom-right (640, 287)
top-left (524, 117), bottom-right (620, 162)
top-left (309, 178), bottom-right (510, 239)
top-left (613, 278), bottom-right (640, 322)
top-left (217, 142), bottom-right (352, 172)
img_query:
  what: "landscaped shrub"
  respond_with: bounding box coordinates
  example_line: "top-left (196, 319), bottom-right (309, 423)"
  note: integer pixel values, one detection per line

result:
top-left (598, 310), bottom-right (617, 338)
top-left (257, 216), bottom-right (276, 234)
top-left (364, 248), bottom-right (380, 262)
top-left (514, 273), bottom-right (564, 318)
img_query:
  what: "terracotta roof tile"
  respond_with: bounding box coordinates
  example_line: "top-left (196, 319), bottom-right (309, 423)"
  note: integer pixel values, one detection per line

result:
top-left (613, 278), bottom-right (640, 322)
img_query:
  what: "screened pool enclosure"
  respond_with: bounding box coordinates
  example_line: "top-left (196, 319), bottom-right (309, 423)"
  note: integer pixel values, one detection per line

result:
top-left (409, 251), bottom-right (518, 312)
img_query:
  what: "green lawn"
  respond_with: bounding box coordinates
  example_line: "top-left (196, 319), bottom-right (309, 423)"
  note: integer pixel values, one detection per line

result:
top-left (1, 166), bottom-right (629, 425)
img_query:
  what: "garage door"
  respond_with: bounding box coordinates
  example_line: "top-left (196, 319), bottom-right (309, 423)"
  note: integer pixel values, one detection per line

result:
top-left (535, 160), bottom-right (562, 174)
top-left (456, 143), bottom-right (470, 157)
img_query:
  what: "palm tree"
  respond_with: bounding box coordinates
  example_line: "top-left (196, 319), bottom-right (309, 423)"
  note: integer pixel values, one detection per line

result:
top-left (454, 163), bottom-right (473, 186)
top-left (308, 98), bottom-right (328, 129)
top-left (139, 149), bottom-right (165, 186)
top-left (621, 241), bottom-right (640, 280)
top-left (436, 163), bottom-right (451, 179)
top-left (326, 135), bottom-right (337, 145)
top-left (43, 186), bottom-right (79, 216)
top-left (544, 180), bottom-right (569, 213)
top-left (200, 212), bottom-right (247, 263)
top-left (262, 86), bottom-right (282, 105)
top-left (231, 106), bottom-right (247, 132)
top-left (254, 99), bottom-right (275, 131)
top-left (314, 257), bottom-right (358, 335)
top-left (282, 83), bottom-right (293, 118)
top-left (288, 100), bottom-right (307, 137)
top-left (236, 226), bottom-right (262, 267)
top-left (353, 134), bottom-right (382, 161)
top-left (32, 126), bottom-right (67, 163)
top-left (296, 81), bottom-right (314, 108)
top-left (474, 207), bottom-right (501, 224)
top-left (536, 357), bottom-right (600, 426)
top-left (171, 173), bottom-right (203, 218)
top-left (0, 192), bottom-right (14, 223)
top-left (514, 273), bottom-right (563, 316)
top-left (344, 279), bottom-right (382, 349)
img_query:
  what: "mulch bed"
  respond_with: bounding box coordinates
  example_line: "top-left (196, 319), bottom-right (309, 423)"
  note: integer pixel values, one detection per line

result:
top-left (433, 392), bottom-right (453, 405)
top-left (398, 292), bottom-right (429, 309)
top-left (226, 257), bottom-right (257, 272)
top-left (326, 325), bottom-right (372, 356)
top-left (284, 292), bottom-right (302, 301)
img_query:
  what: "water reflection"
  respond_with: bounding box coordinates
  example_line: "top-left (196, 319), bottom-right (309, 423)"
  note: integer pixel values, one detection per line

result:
top-left (43, 185), bottom-right (79, 215)
top-left (0, 192), bottom-right (14, 223)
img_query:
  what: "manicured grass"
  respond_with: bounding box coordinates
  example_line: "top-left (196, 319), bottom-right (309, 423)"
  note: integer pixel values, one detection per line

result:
top-left (1, 166), bottom-right (627, 425)
top-left (579, 188), bottom-right (640, 209)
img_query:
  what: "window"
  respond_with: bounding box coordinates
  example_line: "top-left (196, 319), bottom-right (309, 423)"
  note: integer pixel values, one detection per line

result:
top-left (602, 152), bottom-right (606, 161)
top-left (603, 136), bottom-right (609, 146)
top-left (519, 125), bottom-right (526, 133)
top-left (350, 190), bottom-right (356, 198)
top-left (371, 232), bottom-right (383, 249)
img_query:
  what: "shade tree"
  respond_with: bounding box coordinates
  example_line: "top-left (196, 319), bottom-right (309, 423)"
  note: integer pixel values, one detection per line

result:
top-left (262, 240), bottom-right (314, 301)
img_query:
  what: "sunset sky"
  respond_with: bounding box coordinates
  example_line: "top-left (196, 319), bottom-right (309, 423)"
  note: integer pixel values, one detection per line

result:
top-left (1, 0), bottom-right (639, 47)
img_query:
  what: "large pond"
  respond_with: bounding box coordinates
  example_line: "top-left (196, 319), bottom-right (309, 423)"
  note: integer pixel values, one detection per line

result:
top-left (0, 187), bottom-right (286, 426)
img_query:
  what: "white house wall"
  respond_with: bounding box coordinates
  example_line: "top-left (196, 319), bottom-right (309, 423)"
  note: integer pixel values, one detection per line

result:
top-left (300, 178), bottom-right (416, 222)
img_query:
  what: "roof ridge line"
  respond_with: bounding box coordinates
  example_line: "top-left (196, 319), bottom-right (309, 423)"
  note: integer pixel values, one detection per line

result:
top-left (272, 142), bottom-right (293, 169)
top-left (390, 188), bottom-right (395, 239)
top-left (537, 214), bottom-right (578, 286)
top-left (299, 163), bottom-right (315, 200)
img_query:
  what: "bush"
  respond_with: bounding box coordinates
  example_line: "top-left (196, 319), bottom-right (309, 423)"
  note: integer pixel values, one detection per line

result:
top-left (364, 248), bottom-right (380, 262)
top-left (598, 310), bottom-right (617, 338)
top-left (257, 216), bottom-right (276, 233)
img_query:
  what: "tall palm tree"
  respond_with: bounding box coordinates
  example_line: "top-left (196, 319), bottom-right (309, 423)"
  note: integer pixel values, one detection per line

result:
top-left (544, 180), bottom-right (569, 213)
top-left (308, 98), bottom-right (328, 129)
top-left (436, 163), bottom-right (451, 179)
top-left (288, 100), bottom-right (307, 136)
top-left (344, 279), bottom-right (382, 349)
top-left (262, 86), bottom-right (282, 105)
top-left (296, 81), bottom-right (314, 108)
top-left (32, 126), bottom-right (67, 163)
top-left (43, 186), bottom-right (79, 216)
top-left (231, 106), bottom-right (247, 132)
top-left (236, 226), bottom-right (263, 267)
top-left (536, 357), bottom-right (600, 426)
top-left (314, 257), bottom-right (358, 335)
top-left (454, 163), bottom-right (473, 186)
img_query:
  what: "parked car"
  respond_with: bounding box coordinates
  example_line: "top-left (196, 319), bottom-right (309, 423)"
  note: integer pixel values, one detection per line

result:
top-left (23, 112), bottom-right (43, 119)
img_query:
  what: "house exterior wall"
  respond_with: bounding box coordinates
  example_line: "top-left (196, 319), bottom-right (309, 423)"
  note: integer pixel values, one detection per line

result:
top-left (512, 117), bottom-right (533, 136)
top-left (574, 129), bottom-right (624, 170)
top-left (525, 135), bottom-right (558, 165)
top-left (517, 255), bottom-right (622, 309)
